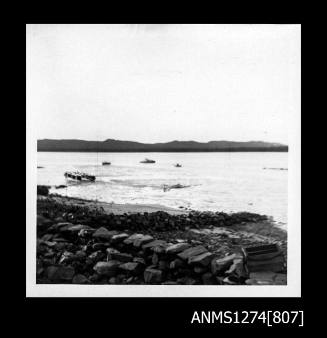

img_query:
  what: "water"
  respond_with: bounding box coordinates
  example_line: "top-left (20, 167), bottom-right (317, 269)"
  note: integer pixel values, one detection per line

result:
top-left (37, 152), bottom-right (288, 227)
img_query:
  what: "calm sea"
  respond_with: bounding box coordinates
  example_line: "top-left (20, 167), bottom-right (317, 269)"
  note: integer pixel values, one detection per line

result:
top-left (37, 152), bottom-right (288, 227)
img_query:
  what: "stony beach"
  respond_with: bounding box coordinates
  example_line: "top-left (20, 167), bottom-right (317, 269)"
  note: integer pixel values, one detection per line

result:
top-left (36, 186), bottom-right (287, 285)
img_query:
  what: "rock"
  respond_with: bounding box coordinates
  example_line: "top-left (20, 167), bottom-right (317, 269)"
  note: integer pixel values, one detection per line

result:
top-left (46, 266), bottom-right (75, 282)
top-left (37, 215), bottom-right (52, 229)
top-left (152, 244), bottom-right (169, 254)
top-left (225, 258), bottom-right (247, 279)
top-left (110, 252), bottom-right (133, 263)
top-left (222, 277), bottom-right (238, 285)
top-left (133, 257), bottom-right (146, 265)
top-left (54, 242), bottom-right (68, 251)
top-left (93, 227), bottom-right (118, 241)
top-left (106, 248), bottom-right (121, 260)
top-left (78, 228), bottom-right (95, 238)
top-left (119, 262), bottom-right (143, 275)
top-left (169, 258), bottom-right (184, 270)
top-left (108, 277), bottom-right (118, 284)
top-left (211, 254), bottom-right (236, 275)
top-left (177, 276), bottom-right (197, 285)
top-left (152, 253), bottom-right (159, 265)
top-left (202, 272), bottom-right (216, 285)
top-left (142, 240), bottom-right (167, 252)
top-left (59, 251), bottom-right (75, 264)
top-left (42, 240), bottom-right (57, 248)
top-left (92, 243), bottom-right (110, 251)
top-left (144, 268), bottom-right (163, 284)
top-left (89, 273), bottom-right (100, 283)
top-left (123, 233), bottom-right (145, 245)
top-left (194, 266), bottom-right (207, 274)
top-left (158, 260), bottom-right (169, 271)
top-left (88, 251), bottom-right (106, 262)
top-left (93, 261), bottom-right (120, 277)
top-left (72, 274), bottom-right (89, 284)
top-left (188, 252), bottom-right (214, 266)
top-left (166, 243), bottom-right (191, 255)
top-left (133, 235), bottom-right (154, 248)
top-left (177, 245), bottom-right (208, 261)
top-left (49, 222), bottom-right (74, 232)
top-left (111, 233), bottom-right (129, 244)
top-left (75, 250), bottom-right (87, 260)
top-left (66, 224), bottom-right (95, 233)
top-left (126, 276), bottom-right (134, 283)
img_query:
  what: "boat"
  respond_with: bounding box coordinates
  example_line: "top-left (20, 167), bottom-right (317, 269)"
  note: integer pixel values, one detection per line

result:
top-left (102, 161), bottom-right (111, 165)
top-left (140, 158), bottom-right (155, 163)
top-left (174, 163), bottom-right (182, 167)
top-left (64, 171), bottom-right (96, 182)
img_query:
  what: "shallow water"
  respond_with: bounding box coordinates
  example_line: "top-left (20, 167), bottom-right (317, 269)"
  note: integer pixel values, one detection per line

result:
top-left (37, 152), bottom-right (288, 227)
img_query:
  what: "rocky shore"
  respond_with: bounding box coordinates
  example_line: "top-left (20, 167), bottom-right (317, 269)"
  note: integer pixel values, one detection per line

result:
top-left (36, 187), bottom-right (287, 285)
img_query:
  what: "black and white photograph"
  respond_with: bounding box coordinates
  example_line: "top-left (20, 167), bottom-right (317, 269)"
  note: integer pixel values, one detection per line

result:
top-left (26, 24), bottom-right (301, 297)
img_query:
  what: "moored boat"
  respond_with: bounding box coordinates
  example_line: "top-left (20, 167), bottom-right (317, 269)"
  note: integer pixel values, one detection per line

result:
top-left (140, 158), bottom-right (155, 163)
top-left (102, 161), bottom-right (111, 165)
top-left (174, 163), bottom-right (182, 167)
top-left (64, 171), bottom-right (96, 182)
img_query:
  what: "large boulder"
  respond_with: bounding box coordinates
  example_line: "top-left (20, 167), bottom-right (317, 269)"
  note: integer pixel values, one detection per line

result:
top-left (109, 252), bottom-right (133, 263)
top-left (225, 258), bottom-right (247, 279)
top-left (46, 266), bottom-right (75, 282)
top-left (201, 272), bottom-right (217, 285)
top-left (93, 261), bottom-right (120, 277)
top-left (111, 233), bottom-right (129, 244)
top-left (133, 235), bottom-right (154, 248)
top-left (93, 227), bottom-right (118, 241)
top-left (142, 240), bottom-right (167, 252)
top-left (88, 250), bottom-right (106, 262)
top-left (123, 234), bottom-right (145, 245)
top-left (72, 274), bottom-right (89, 284)
top-left (211, 254), bottom-right (236, 275)
top-left (144, 268), bottom-right (163, 284)
top-left (119, 262), bottom-right (143, 276)
top-left (59, 251), bottom-right (75, 264)
top-left (166, 243), bottom-right (191, 255)
top-left (177, 246), bottom-right (208, 261)
top-left (188, 252), bottom-right (214, 267)
top-left (48, 222), bottom-right (74, 232)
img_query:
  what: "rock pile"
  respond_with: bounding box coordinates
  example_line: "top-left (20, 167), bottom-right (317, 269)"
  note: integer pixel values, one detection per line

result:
top-left (37, 194), bottom-right (268, 233)
top-left (36, 212), bottom-right (286, 285)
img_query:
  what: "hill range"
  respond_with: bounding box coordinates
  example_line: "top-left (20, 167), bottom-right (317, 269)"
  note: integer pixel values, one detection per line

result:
top-left (37, 139), bottom-right (288, 152)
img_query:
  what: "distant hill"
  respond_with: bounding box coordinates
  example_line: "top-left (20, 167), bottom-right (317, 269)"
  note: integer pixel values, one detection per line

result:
top-left (37, 139), bottom-right (288, 152)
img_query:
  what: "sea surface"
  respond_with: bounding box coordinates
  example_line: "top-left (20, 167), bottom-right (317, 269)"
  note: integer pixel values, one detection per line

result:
top-left (37, 152), bottom-right (288, 227)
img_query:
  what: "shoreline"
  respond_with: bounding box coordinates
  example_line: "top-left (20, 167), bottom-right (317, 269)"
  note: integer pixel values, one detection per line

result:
top-left (47, 193), bottom-right (188, 215)
top-left (48, 186), bottom-right (287, 229)
top-left (36, 188), bottom-right (287, 285)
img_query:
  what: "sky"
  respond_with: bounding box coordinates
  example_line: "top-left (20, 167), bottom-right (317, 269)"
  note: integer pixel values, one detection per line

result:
top-left (27, 24), bottom-right (300, 144)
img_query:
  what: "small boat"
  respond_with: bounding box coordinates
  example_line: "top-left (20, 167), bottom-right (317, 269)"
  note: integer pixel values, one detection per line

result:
top-left (140, 158), bottom-right (155, 163)
top-left (174, 163), bottom-right (182, 167)
top-left (64, 171), bottom-right (96, 182)
top-left (102, 161), bottom-right (111, 165)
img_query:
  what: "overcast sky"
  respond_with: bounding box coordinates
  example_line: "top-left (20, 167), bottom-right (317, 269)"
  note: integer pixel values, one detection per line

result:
top-left (27, 24), bottom-right (300, 144)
